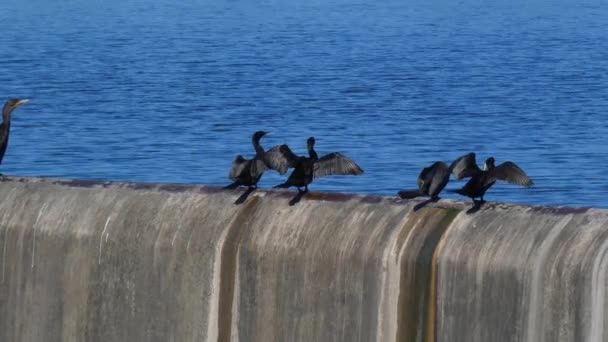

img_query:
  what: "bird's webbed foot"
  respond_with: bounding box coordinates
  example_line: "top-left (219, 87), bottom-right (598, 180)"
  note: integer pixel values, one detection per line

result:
top-left (467, 200), bottom-right (484, 214)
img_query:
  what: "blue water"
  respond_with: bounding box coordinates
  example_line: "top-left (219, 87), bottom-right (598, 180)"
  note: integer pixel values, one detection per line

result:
top-left (1, 0), bottom-right (607, 207)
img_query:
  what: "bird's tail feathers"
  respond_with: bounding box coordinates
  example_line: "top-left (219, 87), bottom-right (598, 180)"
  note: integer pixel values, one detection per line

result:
top-left (398, 189), bottom-right (422, 199)
top-left (223, 182), bottom-right (240, 189)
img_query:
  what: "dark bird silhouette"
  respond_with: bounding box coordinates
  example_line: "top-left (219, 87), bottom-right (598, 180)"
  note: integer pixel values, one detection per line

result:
top-left (398, 161), bottom-right (450, 204)
top-left (273, 137), bottom-right (363, 200)
top-left (224, 131), bottom-right (291, 191)
top-left (1, 98), bottom-right (29, 171)
top-left (448, 152), bottom-right (533, 207)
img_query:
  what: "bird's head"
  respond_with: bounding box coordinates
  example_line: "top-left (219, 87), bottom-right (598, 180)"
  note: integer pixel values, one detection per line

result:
top-left (3, 98), bottom-right (29, 116)
top-left (483, 157), bottom-right (495, 170)
top-left (252, 130), bottom-right (268, 142)
top-left (306, 137), bottom-right (316, 147)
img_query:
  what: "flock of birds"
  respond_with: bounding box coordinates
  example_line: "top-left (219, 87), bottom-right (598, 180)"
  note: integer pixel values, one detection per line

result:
top-left (0, 98), bottom-right (533, 210)
top-left (225, 131), bottom-right (365, 205)
top-left (225, 129), bottom-right (534, 209)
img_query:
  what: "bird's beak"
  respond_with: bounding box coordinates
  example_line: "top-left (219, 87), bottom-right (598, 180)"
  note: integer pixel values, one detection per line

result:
top-left (15, 99), bottom-right (29, 107)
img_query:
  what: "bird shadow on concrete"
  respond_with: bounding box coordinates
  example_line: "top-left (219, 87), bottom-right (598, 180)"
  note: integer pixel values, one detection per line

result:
top-left (288, 190), bottom-right (307, 206)
top-left (234, 187), bottom-right (256, 205)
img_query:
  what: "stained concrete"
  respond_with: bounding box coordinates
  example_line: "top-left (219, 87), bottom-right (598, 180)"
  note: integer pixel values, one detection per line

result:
top-left (0, 176), bottom-right (605, 342)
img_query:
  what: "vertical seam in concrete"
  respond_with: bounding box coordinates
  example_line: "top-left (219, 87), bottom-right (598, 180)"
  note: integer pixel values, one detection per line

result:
top-left (375, 211), bottom-right (413, 342)
top-left (395, 214), bottom-right (427, 342)
top-left (589, 231), bottom-right (608, 341)
top-left (395, 208), bottom-right (458, 342)
top-left (206, 202), bottom-right (243, 342)
top-left (426, 246), bottom-right (438, 342)
top-left (217, 197), bottom-right (261, 342)
top-left (525, 215), bottom-right (572, 342)
top-left (425, 211), bottom-right (458, 342)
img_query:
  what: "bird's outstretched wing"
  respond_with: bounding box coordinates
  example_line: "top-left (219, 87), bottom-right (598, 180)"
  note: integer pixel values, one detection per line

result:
top-left (491, 161), bottom-right (533, 187)
top-left (251, 158), bottom-right (268, 180)
top-left (263, 144), bottom-right (297, 175)
top-left (229, 156), bottom-right (249, 181)
top-left (418, 161), bottom-right (449, 193)
top-left (313, 152), bottom-right (364, 178)
top-left (449, 152), bottom-right (480, 180)
top-left (279, 144), bottom-right (300, 162)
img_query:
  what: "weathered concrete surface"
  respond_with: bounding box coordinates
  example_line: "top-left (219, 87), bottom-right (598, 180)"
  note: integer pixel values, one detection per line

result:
top-left (0, 176), bottom-right (605, 342)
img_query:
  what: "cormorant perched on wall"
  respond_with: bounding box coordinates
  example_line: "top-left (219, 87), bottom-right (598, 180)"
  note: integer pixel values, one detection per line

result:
top-left (273, 137), bottom-right (364, 193)
top-left (448, 152), bottom-right (533, 204)
top-left (398, 161), bottom-right (450, 202)
top-left (224, 131), bottom-right (291, 190)
top-left (1, 98), bottom-right (29, 169)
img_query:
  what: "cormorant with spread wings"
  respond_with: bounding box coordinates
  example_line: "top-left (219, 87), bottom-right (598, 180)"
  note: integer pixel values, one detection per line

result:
top-left (224, 131), bottom-right (292, 189)
top-left (448, 152), bottom-right (533, 204)
top-left (273, 137), bottom-right (364, 193)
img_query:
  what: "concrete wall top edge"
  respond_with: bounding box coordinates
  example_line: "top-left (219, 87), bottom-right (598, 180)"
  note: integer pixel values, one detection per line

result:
top-left (0, 175), bottom-right (595, 215)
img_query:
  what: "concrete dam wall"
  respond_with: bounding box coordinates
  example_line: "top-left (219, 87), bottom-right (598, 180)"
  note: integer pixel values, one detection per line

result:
top-left (0, 176), bottom-right (606, 342)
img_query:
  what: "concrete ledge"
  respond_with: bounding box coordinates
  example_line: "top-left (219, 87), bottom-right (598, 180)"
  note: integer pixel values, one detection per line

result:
top-left (0, 176), bottom-right (604, 342)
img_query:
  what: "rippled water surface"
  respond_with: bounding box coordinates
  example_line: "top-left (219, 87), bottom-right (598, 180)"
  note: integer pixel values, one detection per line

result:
top-left (1, 0), bottom-right (607, 206)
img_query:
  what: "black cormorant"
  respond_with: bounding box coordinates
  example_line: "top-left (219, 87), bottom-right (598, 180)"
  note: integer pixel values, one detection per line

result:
top-left (224, 131), bottom-right (291, 190)
top-left (448, 152), bottom-right (533, 204)
top-left (273, 137), bottom-right (364, 193)
top-left (398, 161), bottom-right (450, 202)
top-left (0, 98), bottom-right (29, 169)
